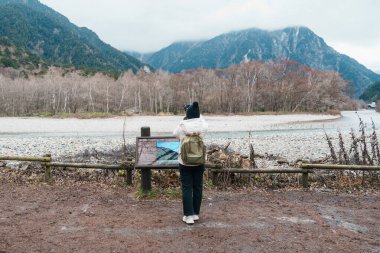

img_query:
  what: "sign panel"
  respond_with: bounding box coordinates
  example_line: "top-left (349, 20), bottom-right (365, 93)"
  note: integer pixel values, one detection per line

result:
top-left (136, 136), bottom-right (180, 166)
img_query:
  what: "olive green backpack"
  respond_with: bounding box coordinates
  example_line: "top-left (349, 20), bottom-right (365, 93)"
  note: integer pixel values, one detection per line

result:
top-left (181, 134), bottom-right (206, 165)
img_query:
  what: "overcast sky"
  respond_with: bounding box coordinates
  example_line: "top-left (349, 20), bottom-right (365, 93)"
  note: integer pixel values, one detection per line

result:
top-left (39, 0), bottom-right (380, 72)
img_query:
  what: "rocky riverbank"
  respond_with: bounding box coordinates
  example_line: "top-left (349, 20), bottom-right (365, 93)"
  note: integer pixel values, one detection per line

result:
top-left (1, 111), bottom-right (379, 165)
top-left (0, 132), bottom-right (331, 162)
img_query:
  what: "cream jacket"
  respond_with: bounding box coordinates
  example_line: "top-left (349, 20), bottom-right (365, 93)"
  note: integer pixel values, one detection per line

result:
top-left (173, 116), bottom-right (208, 165)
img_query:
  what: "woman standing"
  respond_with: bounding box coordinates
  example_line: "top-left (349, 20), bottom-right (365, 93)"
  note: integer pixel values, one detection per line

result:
top-left (173, 102), bottom-right (208, 225)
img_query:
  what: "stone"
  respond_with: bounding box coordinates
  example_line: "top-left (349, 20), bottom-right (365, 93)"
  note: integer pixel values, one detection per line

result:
top-left (19, 163), bottom-right (30, 171)
top-left (219, 153), bottom-right (228, 160)
top-left (277, 159), bottom-right (289, 165)
top-left (241, 159), bottom-right (251, 169)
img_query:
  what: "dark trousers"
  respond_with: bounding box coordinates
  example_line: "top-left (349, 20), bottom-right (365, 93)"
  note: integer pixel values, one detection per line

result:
top-left (179, 164), bottom-right (205, 216)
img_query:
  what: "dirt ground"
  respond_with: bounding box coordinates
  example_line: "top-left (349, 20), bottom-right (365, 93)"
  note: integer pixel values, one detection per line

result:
top-left (0, 182), bottom-right (379, 253)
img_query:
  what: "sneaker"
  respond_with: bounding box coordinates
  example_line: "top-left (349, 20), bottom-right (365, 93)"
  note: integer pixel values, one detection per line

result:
top-left (182, 216), bottom-right (194, 225)
top-left (192, 215), bottom-right (199, 221)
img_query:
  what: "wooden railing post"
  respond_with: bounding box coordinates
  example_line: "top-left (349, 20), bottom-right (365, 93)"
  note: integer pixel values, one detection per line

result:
top-left (211, 171), bottom-right (219, 186)
top-left (140, 127), bottom-right (152, 192)
top-left (125, 163), bottom-right (133, 186)
top-left (301, 165), bottom-right (309, 190)
top-left (44, 154), bottom-right (52, 182)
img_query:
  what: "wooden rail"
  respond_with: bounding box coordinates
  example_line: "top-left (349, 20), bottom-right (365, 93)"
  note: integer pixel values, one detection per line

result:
top-left (0, 156), bottom-right (51, 162)
top-left (300, 163), bottom-right (380, 189)
top-left (50, 162), bottom-right (134, 185)
top-left (50, 162), bottom-right (134, 170)
top-left (134, 162), bottom-right (221, 169)
top-left (0, 155), bottom-right (134, 184)
top-left (209, 168), bottom-right (311, 173)
top-left (0, 155), bottom-right (53, 182)
top-left (1, 157), bottom-right (379, 191)
top-left (209, 168), bottom-right (313, 188)
top-left (301, 163), bottom-right (380, 171)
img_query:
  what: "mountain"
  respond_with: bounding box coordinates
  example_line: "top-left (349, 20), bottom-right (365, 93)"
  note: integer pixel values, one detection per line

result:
top-left (144, 27), bottom-right (380, 97)
top-left (0, 0), bottom-right (150, 72)
top-left (0, 37), bottom-right (45, 69)
top-left (145, 41), bottom-right (203, 71)
top-left (124, 51), bottom-right (153, 64)
top-left (0, 36), bottom-right (48, 78)
top-left (359, 81), bottom-right (380, 102)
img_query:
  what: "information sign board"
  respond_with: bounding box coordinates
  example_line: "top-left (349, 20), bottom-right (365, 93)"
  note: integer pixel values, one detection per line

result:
top-left (136, 136), bottom-right (180, 166)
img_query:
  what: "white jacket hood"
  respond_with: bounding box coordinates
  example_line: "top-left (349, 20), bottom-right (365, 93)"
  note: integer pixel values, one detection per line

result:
top-left (173, 115), bottom-right (208, 140)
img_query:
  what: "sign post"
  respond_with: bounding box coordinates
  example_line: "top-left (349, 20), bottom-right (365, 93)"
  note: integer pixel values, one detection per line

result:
top-left (140, 127), bottom-right (152, 192)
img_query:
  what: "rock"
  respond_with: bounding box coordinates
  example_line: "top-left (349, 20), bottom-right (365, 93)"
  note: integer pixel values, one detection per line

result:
top-left (207, 148), bottom-right (219, 154)
top-left (230, 155), bottom-right (242, 167)
top-left (83, 149), bottom-right (90, 157)
top-left (277, 159), bottom-right (289, 165)
top-left (219, 153), bottom-right (228, 160)
top-left (19, 163), bottom-right (31, 171)
top-left (241, 159), bottom-right (251, 169)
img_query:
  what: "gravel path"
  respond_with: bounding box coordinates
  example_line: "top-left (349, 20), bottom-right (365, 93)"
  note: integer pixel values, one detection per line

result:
top-left (1, 182), bottom-right (379, 253)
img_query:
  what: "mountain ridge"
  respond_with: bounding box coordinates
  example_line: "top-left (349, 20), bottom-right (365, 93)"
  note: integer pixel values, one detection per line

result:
top-left (143, 26), bottom-right (380, 97)
top-left (0, 0), bottom-right (150, 72)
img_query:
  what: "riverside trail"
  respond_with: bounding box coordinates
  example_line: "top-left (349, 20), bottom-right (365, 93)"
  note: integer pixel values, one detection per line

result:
top-left (0, 182), bottom-right (379, 253)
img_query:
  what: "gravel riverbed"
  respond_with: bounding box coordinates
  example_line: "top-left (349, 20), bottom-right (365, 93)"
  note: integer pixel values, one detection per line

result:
top-left (1, 111), bottom-right (379, 163)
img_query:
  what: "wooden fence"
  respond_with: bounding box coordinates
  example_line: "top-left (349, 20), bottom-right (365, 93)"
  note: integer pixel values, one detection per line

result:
top-left (1, 155), bottom-right (380, 191)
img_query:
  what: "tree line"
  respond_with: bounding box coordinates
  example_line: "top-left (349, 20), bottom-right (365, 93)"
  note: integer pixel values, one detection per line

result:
top-left (0, 60), bottom-right (357, 116)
